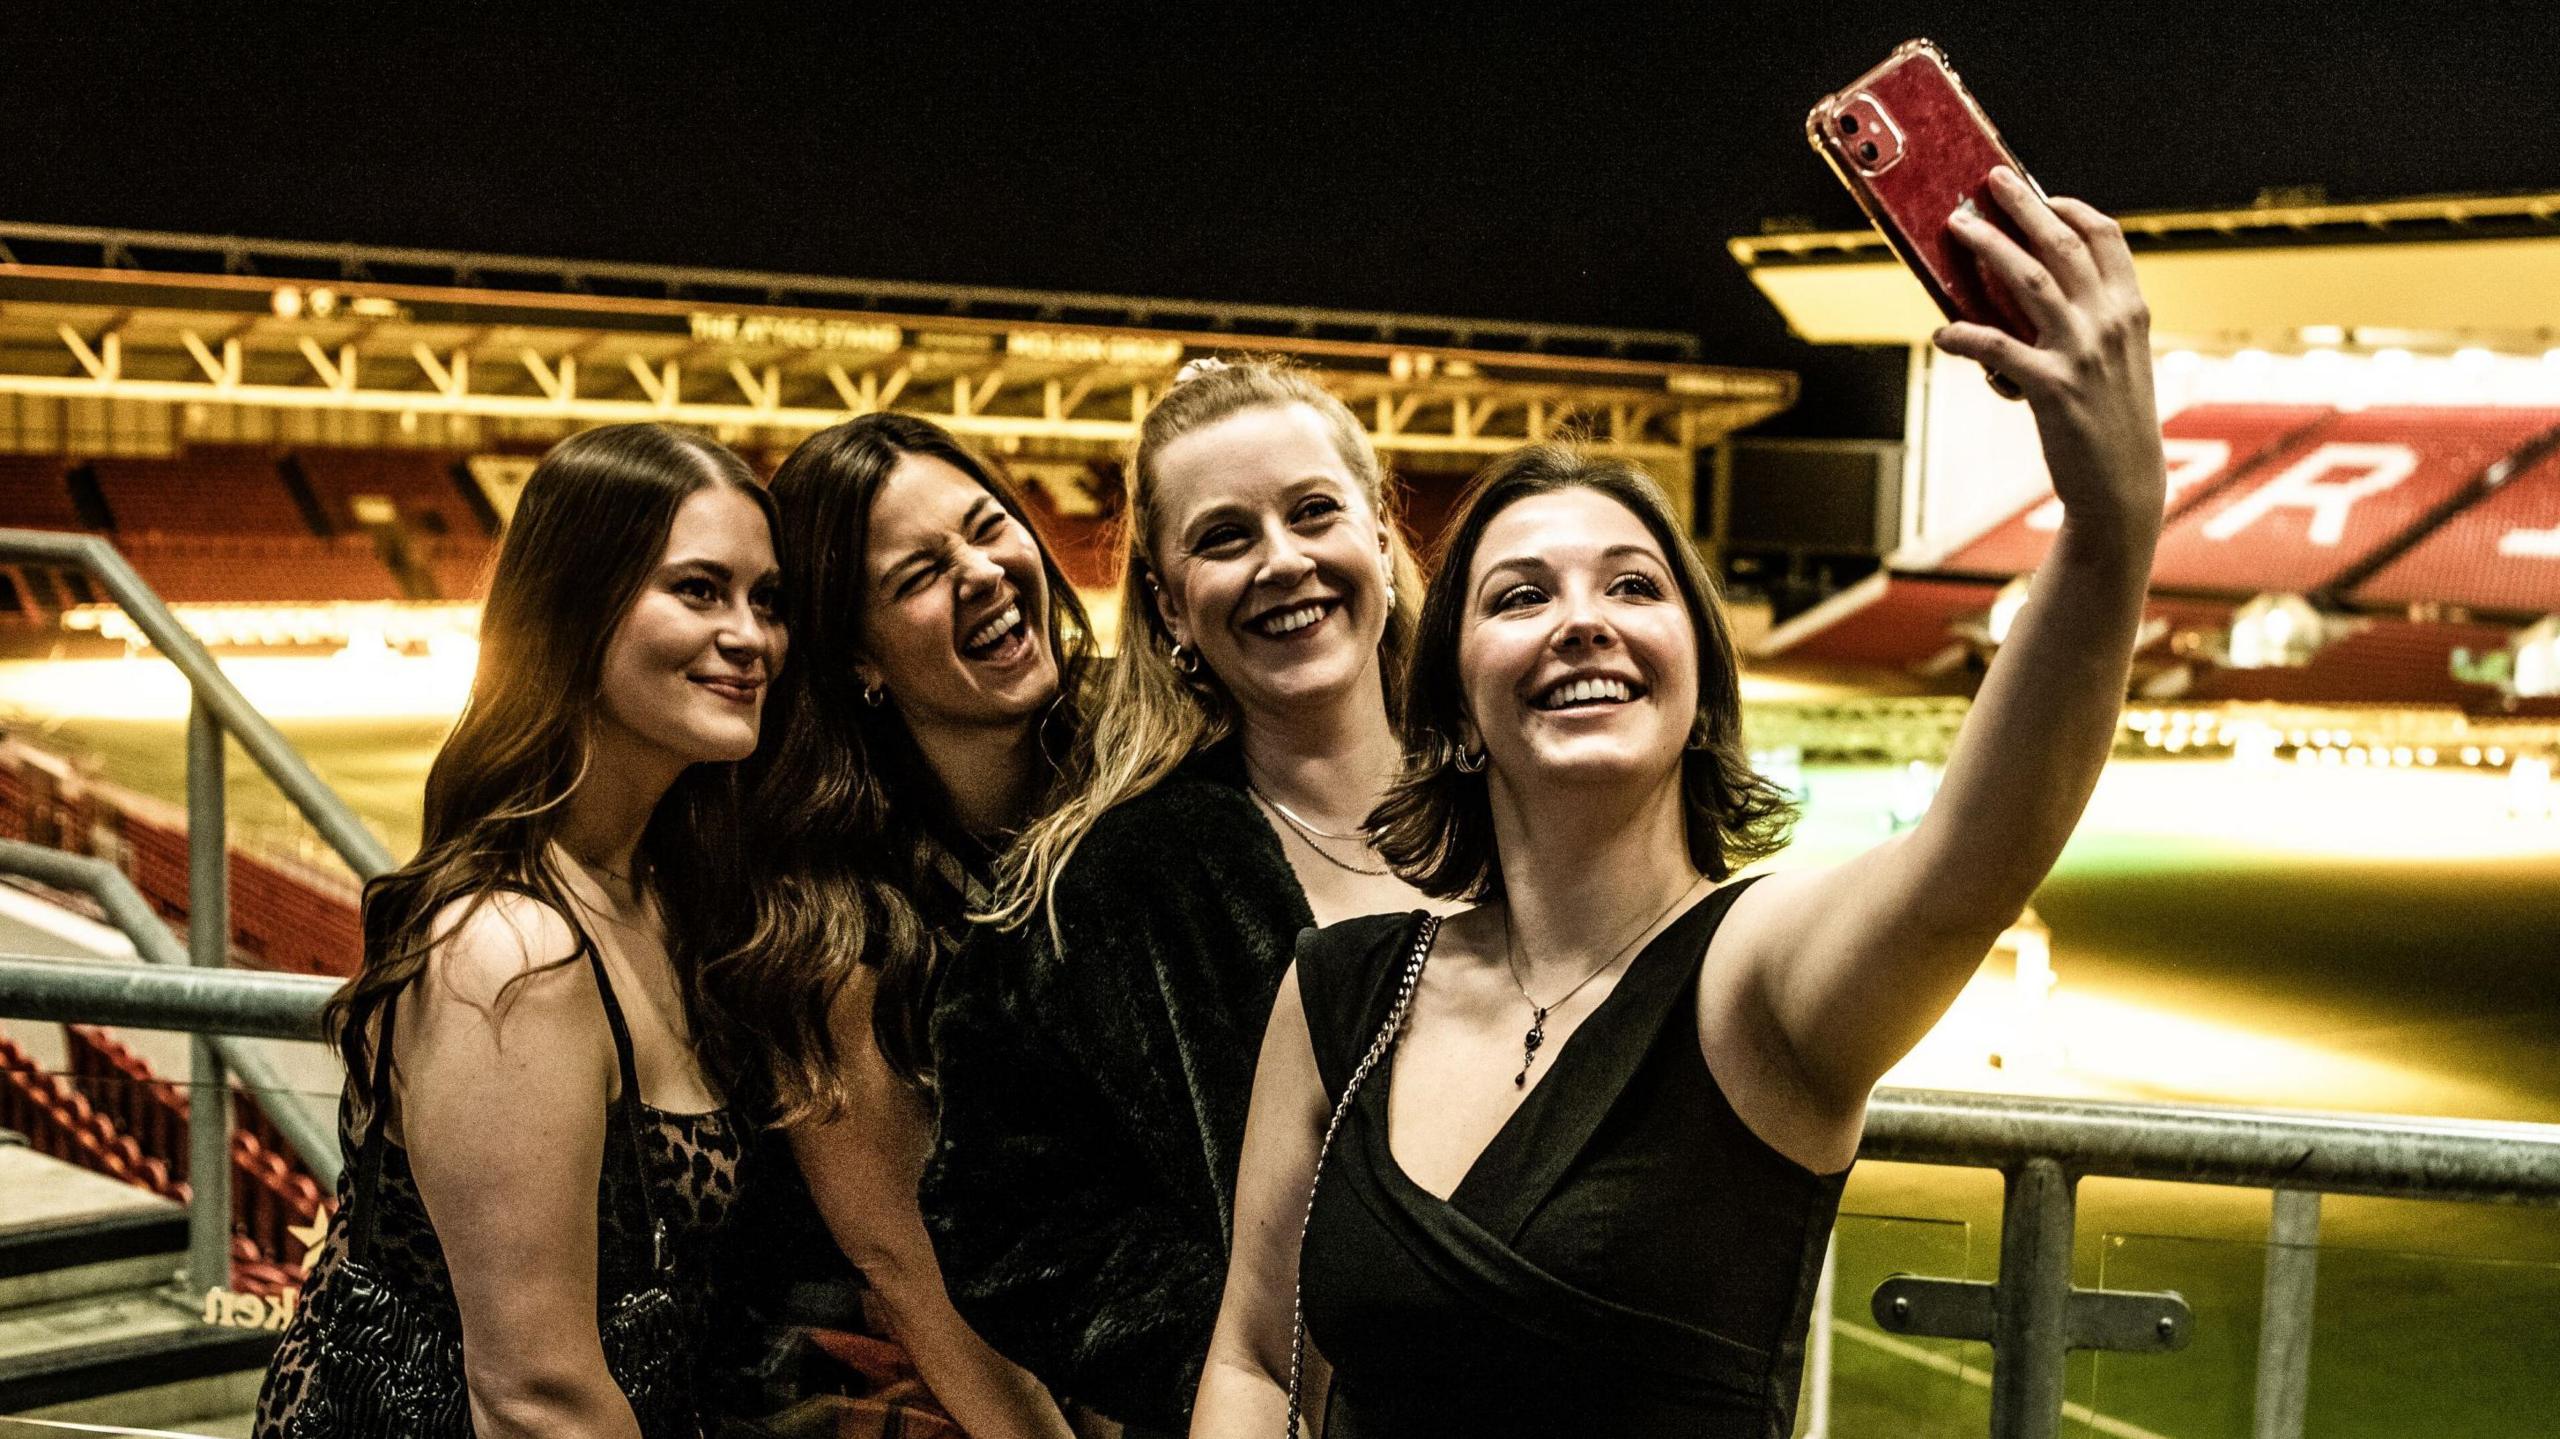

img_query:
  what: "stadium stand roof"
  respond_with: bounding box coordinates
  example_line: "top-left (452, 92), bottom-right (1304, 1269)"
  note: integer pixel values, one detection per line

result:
top-left (1731, 191), bottom-right (2560, 347)
top-left (0, 218), bottom-right (1795, 535)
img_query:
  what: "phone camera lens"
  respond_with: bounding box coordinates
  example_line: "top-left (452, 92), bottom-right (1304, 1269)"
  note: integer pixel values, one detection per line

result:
top-left (1840, 115), bottom-right (1861, 135)
top-left (1859, 141), bottom-right (1880, 162)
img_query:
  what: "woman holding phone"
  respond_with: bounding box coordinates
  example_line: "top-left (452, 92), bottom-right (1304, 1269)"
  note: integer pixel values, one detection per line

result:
top-left (1194, 171), bottom-right (2165, 1436)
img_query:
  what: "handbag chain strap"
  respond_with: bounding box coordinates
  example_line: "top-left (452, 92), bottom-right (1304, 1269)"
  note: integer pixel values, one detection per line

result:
top-left (1283, 913), bottom-right (1439, 1439)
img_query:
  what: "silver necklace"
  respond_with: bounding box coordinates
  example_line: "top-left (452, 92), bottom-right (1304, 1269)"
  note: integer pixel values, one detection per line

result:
top-left (1250, 784), bottom-right (1393, 877)
top-left (1501, 874), bottom-right (1708, 1087)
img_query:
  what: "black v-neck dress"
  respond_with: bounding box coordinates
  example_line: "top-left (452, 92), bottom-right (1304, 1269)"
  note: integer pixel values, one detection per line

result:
top-left (1293, 878), bottom-right (1847, 1438)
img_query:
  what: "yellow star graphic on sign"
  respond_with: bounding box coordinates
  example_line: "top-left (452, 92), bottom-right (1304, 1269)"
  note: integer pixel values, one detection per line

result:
top-left (288, 1206), bottom-right (333, 1276)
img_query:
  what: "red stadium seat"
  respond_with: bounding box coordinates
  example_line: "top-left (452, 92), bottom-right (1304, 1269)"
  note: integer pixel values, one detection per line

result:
top-left (296, 449), bottom-right (492, 540)
top-left (1938, 404), bottom-right (2335, 577)
top-left (114, 533), bottom-right (405, 603)
top-left (2150, 408), bottom-right (2560, 596)
top-left (0, 454), bottom-right (87, 530)
top-left (2180, 616), bottom-right (2519, 706)
top-left (1755, 575), bottom-right (2001, 670)
top-left (2354, 445), bottom-right (2560, 618)
top-left (92, 449), bottom-right (313, 537)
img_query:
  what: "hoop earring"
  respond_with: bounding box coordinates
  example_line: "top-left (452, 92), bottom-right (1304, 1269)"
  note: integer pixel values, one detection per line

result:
top-left (1452, 743), bottom-right (1487, 775)
top-left (1170, 641), bottom-right (1202, 678)
top-left (862, 681), bottom-right (889, 708)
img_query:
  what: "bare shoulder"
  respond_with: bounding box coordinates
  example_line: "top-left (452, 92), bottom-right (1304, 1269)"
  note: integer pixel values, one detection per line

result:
top-left (1698, 866), bottom-right (1869, 1172)
top-left (1702, 866), bottom-right (1826, 981)
top-left (416, 890), bottom-right (596, 1018)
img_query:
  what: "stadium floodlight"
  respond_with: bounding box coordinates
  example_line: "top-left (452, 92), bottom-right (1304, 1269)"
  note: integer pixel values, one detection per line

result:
top-left (2513, 615), bottom-right (2560, 699)
top-left (2228, 593), bottom-right (2324, 669)
top-left (1986, 575), bottom-right (2033, 645)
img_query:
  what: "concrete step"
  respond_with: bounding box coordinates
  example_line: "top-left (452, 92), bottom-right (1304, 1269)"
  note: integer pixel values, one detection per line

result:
top-left (0, 1143), bottom-right (271, 1419)
top-left (13, 1367), bottom-right (261, 1437)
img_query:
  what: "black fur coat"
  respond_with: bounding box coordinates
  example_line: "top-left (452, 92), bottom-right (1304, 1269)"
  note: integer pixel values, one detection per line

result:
top-left (921, 745), bottom-right (1309, 1434)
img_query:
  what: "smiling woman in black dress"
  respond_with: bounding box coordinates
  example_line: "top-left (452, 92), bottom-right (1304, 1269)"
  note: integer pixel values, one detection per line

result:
top-left (1195, 173), bottom-right (2168, 1436)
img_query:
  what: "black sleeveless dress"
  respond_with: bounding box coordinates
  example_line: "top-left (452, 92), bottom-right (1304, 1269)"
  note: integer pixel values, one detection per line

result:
top-left (1294, 879), bottom-right (1848, 1439)
top-left (255, 946), bottom-right (743, 1437)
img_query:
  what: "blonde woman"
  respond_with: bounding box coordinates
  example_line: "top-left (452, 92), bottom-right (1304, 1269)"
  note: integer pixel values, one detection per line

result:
top-left (921, 359), bottom-right (1436, 1436)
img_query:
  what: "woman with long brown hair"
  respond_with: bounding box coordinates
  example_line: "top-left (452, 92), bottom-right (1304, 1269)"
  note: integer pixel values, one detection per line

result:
top-left (258, 424), bottom-right (782, 1438)
top-left (922, 359), bottom-right (1442, 1437)
top-left (691, 414), bottom-right (1088, 1439)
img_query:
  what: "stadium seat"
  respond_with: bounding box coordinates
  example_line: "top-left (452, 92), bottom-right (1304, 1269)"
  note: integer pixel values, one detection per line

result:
top-left (0, 454), bottom-right (86, 530)
top-left (91, 448), bottom-right (314, 536)
top-left (113, 533), bottom-right (406, 604)
top-left (2150, 407), bottom-right (2560, 595)
top-left (2180, 615), bottom-right (2519, 706)
top-left (2354, 444), bottom-right (2560, 618)
top-left (1937, 404), bottom-right (2335, 577)
top-left (295, 449), bottom-right (493, 540)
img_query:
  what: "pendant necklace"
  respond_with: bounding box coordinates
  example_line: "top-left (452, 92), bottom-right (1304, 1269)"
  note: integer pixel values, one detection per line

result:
top-left (1501, 874), bottom-right (1708, 1087)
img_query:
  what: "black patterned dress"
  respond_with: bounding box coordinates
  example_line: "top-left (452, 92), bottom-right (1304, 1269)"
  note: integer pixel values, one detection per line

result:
top-left (255, 947), bottom-right (743, 1437)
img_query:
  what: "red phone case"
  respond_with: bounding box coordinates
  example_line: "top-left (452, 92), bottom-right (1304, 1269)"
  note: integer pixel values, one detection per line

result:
top-left (1807, 39), bottom-right (2044, 344)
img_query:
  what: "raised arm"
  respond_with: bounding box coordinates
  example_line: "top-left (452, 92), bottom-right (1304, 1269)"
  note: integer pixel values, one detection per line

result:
top-left (792, 971), bottom-right (1076, 1439)
top-left (400, 897), bottom-right (641, 1439)
top-left (1191, 963), bottom-right (1330, 1437)
top-left (1722, 169), bottom-right (2165, 1130)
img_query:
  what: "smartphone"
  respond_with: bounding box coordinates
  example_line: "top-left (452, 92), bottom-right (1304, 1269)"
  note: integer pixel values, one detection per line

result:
top-left (1807, 40), bottom-right (2046, 385)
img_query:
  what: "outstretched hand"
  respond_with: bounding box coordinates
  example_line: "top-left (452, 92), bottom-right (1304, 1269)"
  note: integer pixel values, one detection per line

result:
top-left (1935, 167), bottom-right (2166, 537)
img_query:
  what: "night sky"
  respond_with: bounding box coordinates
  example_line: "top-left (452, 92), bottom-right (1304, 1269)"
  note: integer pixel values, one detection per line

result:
top-left (4, 6), bottom-right (2555, 433)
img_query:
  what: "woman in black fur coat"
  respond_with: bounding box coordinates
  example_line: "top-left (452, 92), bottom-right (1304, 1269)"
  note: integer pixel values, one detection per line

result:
top-left (923, 358), bottom-right (1444, 1436)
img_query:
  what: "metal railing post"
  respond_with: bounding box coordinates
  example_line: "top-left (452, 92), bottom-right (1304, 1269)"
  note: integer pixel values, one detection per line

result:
top-left (2253, 1187), bottom-right (2323, 1439)
top-left (1990, 1156), bottom-right (2077, 1439)
top-left (185, 696), bottom-right (233, 1300)
top-left (1804, 1234), bottom-right (1838, 1438)
top-left (0, 839), bottom-right (341, 1183)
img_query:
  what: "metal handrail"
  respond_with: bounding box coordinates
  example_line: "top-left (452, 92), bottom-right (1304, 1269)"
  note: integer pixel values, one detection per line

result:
top-left (5, 953), bottom-right (2558, 1436)
top-left (1867, 1086), bottom-right (2560, 1206)
top-left (1, 526), bottom-right (391, 1299)
top-left (0, 842), bottom-right (340, 1179)
top-left (0, 950), bottom-right (335, 1041)
top-left (0, 528), bottom-right (394, 878)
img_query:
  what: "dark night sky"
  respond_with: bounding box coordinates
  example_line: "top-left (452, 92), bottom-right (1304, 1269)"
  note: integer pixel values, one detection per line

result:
top-left (4, 5), bottom-right (2556, 433)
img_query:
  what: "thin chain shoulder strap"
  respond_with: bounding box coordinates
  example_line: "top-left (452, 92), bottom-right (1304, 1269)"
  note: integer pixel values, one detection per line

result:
top-left (1284, 912), bottom-right (1440, 1438)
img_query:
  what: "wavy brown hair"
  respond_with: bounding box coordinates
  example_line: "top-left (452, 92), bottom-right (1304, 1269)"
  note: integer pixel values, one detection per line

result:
top-left (690, 414), bottom-right (1093, 1120)
top-left (325, 424), bottom-right (772, 1108)
top-left (1368, 444), bottom-right (1796, 901)
top-left (987, 357), bottom-right (1425, 939)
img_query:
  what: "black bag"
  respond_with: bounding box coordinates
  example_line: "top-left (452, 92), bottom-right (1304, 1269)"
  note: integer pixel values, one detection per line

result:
top-left (279, 951), bottom-right (701, 1437)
